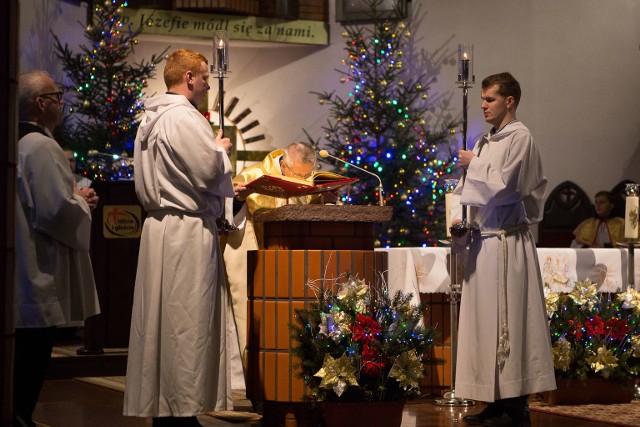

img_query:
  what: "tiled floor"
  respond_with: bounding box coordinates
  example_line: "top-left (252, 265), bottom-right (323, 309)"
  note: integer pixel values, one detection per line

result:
top-left (31, 379), bottom-right (620, 427)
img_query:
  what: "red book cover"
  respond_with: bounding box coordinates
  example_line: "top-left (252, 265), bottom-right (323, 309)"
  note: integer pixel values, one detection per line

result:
top-left (244, 172), bottom-right (358, 198)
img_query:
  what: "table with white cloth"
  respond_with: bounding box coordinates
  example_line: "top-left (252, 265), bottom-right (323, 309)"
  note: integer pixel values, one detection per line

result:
top-left (375, 247), bottom-right (640, 395)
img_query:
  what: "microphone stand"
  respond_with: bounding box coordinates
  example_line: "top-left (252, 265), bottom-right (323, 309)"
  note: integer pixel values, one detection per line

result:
top-left (319, 150), bottom-right (384, 206)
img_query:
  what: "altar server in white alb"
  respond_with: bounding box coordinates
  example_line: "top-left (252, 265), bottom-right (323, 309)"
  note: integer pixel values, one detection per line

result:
top-left (124, 48), bottom-right (235, 427)
top-left (450, 72), bottom-right (556, 427)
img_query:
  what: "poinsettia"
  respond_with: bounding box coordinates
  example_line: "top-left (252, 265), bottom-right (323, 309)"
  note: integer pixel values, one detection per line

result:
top-left (545, 278), bottom-right (640, 384)
top-left (291, 273), bottom-right (435, 402)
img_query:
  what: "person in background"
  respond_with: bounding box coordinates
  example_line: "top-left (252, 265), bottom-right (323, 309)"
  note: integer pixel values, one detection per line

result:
top-left (571, 190), bottom-right (625, 248)
top-left (123, 48), bottom-right (235, 427)
top-left (450, 72), bottom-right (556, 426)
top-left (15, 70), bottom-right (100, 427)
top-left (63, 148), bottom-right (93, 189)
top-left (224, 142), bottom-right (337, 387)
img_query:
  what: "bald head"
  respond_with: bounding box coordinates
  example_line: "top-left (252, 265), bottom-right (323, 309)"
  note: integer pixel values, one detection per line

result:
top-left (18, 70), bottom-right (64, 132)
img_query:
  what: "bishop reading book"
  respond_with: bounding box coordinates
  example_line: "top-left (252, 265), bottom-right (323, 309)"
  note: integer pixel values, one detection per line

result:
top-left (242, 171), bottom-right (358, 199)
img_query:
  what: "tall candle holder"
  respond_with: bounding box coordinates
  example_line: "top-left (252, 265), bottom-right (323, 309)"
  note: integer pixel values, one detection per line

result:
top-left (625, 183), bottom-right (639, 290)
top-left (435, 44), bottom-right (476, 408)
top-left (451, 43), bottom-right (475, 237)
top-left (435, 178), bottom-right (474, 408)
top-left (212, 30), bottom-right (229, 133)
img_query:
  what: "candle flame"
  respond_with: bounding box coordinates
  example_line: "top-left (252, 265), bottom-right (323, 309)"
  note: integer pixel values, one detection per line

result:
top-left (463, 52), bottom-right (468, 60)
top-left (218, 39), bottom-right (224, 49)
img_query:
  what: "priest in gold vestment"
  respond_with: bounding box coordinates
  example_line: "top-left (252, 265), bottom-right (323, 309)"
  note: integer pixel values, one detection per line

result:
top-left (224, 142), bottom-right (336, 385)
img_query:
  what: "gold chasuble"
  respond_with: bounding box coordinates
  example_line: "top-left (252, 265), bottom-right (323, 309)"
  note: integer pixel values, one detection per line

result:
top-left (573, 217), bottom-right (625, 247)
top-left (223, 149), bottom-right (320, 374)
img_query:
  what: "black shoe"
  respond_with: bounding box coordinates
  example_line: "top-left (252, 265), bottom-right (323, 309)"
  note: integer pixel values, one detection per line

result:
top-left (462, 403), bottom-right (503, 425)
top-left (482, 411), bottom-right (530, 427)
top-left (12, 416), bottom-right (36, 427)
top-left (153, 416), bottom-right (203, 427)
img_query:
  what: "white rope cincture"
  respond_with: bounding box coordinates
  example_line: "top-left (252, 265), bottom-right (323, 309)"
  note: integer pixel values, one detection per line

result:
top-left (478, 224), bottom-right (527, 372)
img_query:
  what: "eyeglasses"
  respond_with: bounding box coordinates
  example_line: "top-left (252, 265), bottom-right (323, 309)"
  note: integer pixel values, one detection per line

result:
top-left (281, 160), bottom-right (313, 180)
top-left (38, 91), bottom-right (64, 102)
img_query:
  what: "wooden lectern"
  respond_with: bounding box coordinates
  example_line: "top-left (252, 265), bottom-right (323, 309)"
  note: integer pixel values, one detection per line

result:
top-left (246, 205), bottom-right (392, 426)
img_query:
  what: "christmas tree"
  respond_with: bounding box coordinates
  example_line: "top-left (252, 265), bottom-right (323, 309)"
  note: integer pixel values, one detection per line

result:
top-left (52, 0), bottom-right (167, 181)
top-left (311, 2), bottom-right (458, 247)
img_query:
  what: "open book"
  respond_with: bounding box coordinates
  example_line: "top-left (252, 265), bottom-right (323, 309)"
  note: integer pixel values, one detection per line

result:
top-left (243, 171), bottom-right (358, 198)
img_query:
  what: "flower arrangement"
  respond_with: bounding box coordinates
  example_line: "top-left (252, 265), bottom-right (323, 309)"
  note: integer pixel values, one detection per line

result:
top-left (290, 274), bottom-right (435, 403)
top-left (545, 278), bottom-right (640, 383)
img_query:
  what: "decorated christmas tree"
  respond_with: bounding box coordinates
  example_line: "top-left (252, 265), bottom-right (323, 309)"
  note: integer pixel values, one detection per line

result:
top-left (52, 0), bottom-right (167, 181)
top-left (311, 2), bottom-right (458, 247)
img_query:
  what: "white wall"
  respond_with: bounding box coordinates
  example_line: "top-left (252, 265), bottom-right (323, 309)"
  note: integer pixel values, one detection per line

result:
top-left (19, 0), bottom-right (640, 198)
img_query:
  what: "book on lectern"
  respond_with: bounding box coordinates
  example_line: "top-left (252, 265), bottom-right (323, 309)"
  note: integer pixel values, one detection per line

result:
top-left (243, 171), bottom-right (358, 198)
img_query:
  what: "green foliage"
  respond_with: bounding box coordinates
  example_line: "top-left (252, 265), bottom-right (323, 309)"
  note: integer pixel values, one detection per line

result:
top-left (52, 0), bottom-right (167, 180)
top-left (310, 0), bottom-right (459, 247)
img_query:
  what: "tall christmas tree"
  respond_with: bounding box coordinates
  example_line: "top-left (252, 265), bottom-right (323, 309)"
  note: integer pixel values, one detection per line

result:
top-left (311, 2), bottom-right (458, 247)
top-left (52, 0), bottom-right (167, 181)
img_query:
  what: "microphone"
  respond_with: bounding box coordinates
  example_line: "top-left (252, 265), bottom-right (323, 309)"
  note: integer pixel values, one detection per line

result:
top-left (319, 150), bottom-right (384, 206)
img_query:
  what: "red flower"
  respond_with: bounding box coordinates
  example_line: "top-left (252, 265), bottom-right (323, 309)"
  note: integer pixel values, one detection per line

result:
top-left (569, 322), bottom-right (583, 341)
top-left (361, 342), bottom-right (385, 376)
top-left (604, 318), bottom-right (630, 340)
top-left (585, 315), bottom-right (605, 337)
top-left (351, 314), bottom-right (382, 342)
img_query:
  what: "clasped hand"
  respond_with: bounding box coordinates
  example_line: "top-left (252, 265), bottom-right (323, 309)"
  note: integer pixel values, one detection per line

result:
top-left (75, 185), bottom-right (99, 210)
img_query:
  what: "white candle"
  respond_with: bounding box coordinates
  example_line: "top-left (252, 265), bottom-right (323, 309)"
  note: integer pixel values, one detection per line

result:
top-left (625, 195), bottom-right (639, 239)
top-left (445, 192), bottom-right (452, 237)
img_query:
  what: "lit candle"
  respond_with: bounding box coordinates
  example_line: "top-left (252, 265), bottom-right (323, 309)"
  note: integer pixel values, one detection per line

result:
top-left (461, 53), bottom-right (470, 81)
top-left (625, 193), bottom-right (639, 240)
top-left (217, 38), bottom-right (225, 71)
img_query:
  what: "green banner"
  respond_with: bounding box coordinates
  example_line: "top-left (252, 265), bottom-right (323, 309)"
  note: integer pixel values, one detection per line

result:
top-left (120, 8), bottom-right (329, 46)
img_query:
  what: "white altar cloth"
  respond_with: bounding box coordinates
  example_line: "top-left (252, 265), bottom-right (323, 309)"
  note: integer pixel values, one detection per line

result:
top-left (377, 247), bottom-right (640, 296)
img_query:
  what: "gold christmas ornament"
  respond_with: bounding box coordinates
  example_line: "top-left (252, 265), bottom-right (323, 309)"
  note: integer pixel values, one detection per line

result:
top-left (380, 80), bottom-right (388, 86)
top-left (397, 22), bottom-right (406, 30)
top-left (340, 77), bottom-right (347, 83)
top-left (341, 30), bottom-right (349, 37)
top-left (421, 94), bottom-right (428, 100)
top-left (319, 98), bottom-right (325, 105)
top-left (404, 30), bottom-right (411, 38)
top-left (416, 84), bottom-right (423, 91)
top-left (419, 118), bottom-right (426, 125)
top-left (398, 81), bottom-right (404, 86)
top-left (86, 25), bottom-right (93, 32)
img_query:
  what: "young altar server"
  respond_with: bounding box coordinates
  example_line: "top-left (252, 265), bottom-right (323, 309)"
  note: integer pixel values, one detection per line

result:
top-left (450, 72), bottom-right (556, 427)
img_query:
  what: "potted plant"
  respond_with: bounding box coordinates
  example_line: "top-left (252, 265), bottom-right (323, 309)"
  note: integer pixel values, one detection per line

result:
top-left (544, 278), bottom-right (640, 404)
top-left (290, 274), bottom-right (436, 426)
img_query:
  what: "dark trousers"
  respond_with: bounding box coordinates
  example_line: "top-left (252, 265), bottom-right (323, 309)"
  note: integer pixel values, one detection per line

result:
top-left (13, 326), bottom-right (57, 426)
